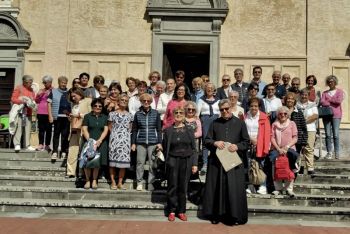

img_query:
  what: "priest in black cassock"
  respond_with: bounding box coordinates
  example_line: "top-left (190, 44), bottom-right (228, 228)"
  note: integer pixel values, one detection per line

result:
top-left (202, 99), bottom-right (250, 225)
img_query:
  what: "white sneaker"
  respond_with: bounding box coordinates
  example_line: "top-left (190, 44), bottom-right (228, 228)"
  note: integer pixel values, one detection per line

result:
top-left (51, 152), bottom-right (58, 160)
top-left (325, 152), bottom-right (333, 160)
top-left (257, 185), bottom-right (267, 195)
top-left (14, 145), bottom-right (21, 152)
top-left (287, 190), bottom-right (296, 198)
top-left (136, 184), bottom-right (143, 191)
top-left (272, 190), bottom-right (280, 196)
top-left (61, 152), bottom-right (67, 159)
top-left (246, 188), bottom-right (252, 194)
top-left (26, 146), bottom-right (36, 151)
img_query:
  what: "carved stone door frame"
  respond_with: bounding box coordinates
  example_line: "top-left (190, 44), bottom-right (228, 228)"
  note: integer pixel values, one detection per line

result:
top-left (146, 0), bottom-right (228, 85)
top-left (0, 12), bottom-right (31, 86)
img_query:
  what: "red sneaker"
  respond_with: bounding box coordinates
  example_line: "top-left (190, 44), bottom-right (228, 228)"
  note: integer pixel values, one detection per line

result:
top-left (178, 213), bottom-right (187, 221)
top-left (168, 212), bottom-right (175, 222)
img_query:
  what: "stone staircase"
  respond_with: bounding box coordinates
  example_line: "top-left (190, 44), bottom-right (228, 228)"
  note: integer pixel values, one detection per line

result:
top-left (0, 149), bottom-right (350, 223)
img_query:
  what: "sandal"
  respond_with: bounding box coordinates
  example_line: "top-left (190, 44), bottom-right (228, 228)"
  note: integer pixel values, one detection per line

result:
top-left (84, 181), bottom-right (90, 189)
top-left (92, 180), bottom-right (98, 189)
top-left (110, 183), bottom-right (118, 190)
top-left (117, 184), bottom-right (127, 190)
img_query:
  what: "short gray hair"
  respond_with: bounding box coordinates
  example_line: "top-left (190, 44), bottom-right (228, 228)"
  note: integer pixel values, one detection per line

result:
top-left (228, 90), bottom-right (239, 97)
top-left (42, 75), bottom-right (53, 83)
top-left (22, 75), bottom-right (33, 83)
top-left (234, 68), bottom-right (243, 74)
top-left (218, 99), bottom-right (231, 108)
top-left (58, 76), bottom-right (68, 83)
top-left (156, 80), bottom-right (166, 89)
top-left (325, 75), bottom-right (338, 86)
top-left (276, 106), bottom-right (291, 118)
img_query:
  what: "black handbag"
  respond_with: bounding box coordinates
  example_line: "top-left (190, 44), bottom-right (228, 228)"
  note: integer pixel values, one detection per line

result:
top-left (318, 106), bottom-right (333, 118)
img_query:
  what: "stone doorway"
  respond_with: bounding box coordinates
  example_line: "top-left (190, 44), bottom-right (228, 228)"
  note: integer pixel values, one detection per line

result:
top-left (0, 68), bottom-right (15, 114)
top-left (146, 0), bottom-right (228, 86)
top-left (163, 43), bottom-right (209, 86)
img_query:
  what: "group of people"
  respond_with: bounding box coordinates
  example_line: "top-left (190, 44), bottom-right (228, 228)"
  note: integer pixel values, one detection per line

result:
top-left (9, 66), bottom-right (344, 224)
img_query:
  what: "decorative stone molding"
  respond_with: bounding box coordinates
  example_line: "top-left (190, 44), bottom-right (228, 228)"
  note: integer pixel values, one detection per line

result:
top-left (212, 19), bottom-right (222, 33)
top-left (152, 17), bottom-right (161, 32)
top-left (0, 12), bottom-right (31, 48)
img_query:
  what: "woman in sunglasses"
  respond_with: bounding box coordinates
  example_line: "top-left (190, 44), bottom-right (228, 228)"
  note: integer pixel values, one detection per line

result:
top-left (163, 106), bottom-right (198, 222)
top-left (81, 98), bottom-right (109, 189)
top-left (131, 93), bottom-right (162, 191)
top-left (269, 106), bottom-right (299, 197)
top-left (241, 83), bottom-right (265, 113)
top-left (108, 94), bottom-right (133, 190)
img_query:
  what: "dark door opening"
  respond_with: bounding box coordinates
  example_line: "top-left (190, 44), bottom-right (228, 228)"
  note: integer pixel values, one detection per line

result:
top-left (163, 43), bottom-right (209, 89)
top-left (0, 68), bottom-right (15, 115)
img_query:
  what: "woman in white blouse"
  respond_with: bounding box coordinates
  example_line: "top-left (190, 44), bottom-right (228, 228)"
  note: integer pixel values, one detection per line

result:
top-left (297, 88), bottom-right (318, 174)
top-left (228, 91), bottom-right (244, 119)
top-left (196, 82), bottom-right (220, 175)
top-left (263, 83), bottom-right (282, 123)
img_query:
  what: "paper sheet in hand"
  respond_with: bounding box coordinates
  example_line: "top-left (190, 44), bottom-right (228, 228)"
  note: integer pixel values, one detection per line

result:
top-left (216, 142), bottom-right (242, 172)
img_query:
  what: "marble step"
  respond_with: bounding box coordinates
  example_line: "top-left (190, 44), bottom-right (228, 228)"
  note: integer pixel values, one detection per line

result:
top-left (293, 183), bottom-right (350, 196)
top-left (0, 166), bottom-right (66, 177)
top-left (0, 198), bottom-right (349, 222)
top-left (0, 186), bottom-right (349, 208)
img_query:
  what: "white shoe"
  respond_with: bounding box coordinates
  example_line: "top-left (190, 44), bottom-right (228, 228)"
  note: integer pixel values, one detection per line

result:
top-left (246, 188), bottom-right (252, 194)
top-left (287, 190), bottom-right (296, 198)
top-left (61, 152), bottom-right (67, 159)
top-left (136, 184), bottom-right (143, 191)
top-left (257, 185), bottom-right (267, 195)
top-left (325, 152), bottom-right (333, 160)
top-left (51, 152), bottom-right (58, 160)
top-left (26, 146), bottom-right (36, 151)
top-left (14, 145), bottom-right (21, 152)
top-left (272, 190), bottom-right (280, 196)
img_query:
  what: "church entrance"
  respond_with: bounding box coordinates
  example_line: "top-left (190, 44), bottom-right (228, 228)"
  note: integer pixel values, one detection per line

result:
top-left (163, 43), bottom-right (210, 87)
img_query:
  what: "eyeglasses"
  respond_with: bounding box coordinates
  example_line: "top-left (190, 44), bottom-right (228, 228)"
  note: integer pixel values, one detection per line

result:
top-left (174, 111), bottom-right (184, 115)
top-left (279, 113), bottom-right (288, 116)
top-left (141, 100), bottom-right (151, 103)
top-left (187, 108), bottom-right (195, 112)
top-left (94, 105), bottom-right (102, 108)
top-left (219, 107), bottom-right (230, 112)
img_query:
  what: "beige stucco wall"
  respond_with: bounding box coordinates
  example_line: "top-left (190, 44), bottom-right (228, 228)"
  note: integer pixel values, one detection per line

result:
top-left (14, 0), bottom-right (350, 126)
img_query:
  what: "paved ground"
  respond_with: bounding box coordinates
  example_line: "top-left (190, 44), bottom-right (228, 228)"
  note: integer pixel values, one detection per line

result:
top-left (0, 217), bottom-right (349, 234)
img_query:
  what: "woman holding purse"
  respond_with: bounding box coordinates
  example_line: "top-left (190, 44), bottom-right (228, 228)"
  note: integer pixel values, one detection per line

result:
top-left (66, 87), bottom-right (91, 178)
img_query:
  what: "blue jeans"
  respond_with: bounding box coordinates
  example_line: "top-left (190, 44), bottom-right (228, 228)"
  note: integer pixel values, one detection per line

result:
top-left (200, 114), bottom-right (218, 166)
top-left (323, 118), bottom-right (341, 154)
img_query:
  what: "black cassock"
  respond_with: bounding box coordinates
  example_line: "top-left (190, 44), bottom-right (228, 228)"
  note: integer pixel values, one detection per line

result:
top-left (202, 115), bottom-right (250, 224)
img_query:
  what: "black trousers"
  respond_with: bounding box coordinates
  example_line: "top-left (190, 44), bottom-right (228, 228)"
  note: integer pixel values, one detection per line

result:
top-left (167, 156), bottom-right (192, 214)
top-left (37, 114), bottom-right (52, 146)
top-left (53, 117), bottom-right (70, 154)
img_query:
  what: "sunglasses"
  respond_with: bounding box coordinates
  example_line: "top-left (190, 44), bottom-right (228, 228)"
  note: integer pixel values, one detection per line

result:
top-left (187, 108), bottom-right (196, 112)
top-left (203, 79), bottom-right (209, 82)
top-left (174, 111), bottom-right (184, 115)
top-left (94, 105), bottom-right (102, 108)
top-left (219, 107), bottom-right (230, 112)
top-left (279, 113), bottom-right (288, 116)
top-left (141, 100), bottom-right (151, 103)
top-left (120, 99), bottom-right (128, 103)
top-left (222, 79), bottom-right (230, 81)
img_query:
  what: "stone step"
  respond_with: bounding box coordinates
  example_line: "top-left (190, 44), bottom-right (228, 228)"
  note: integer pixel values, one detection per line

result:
top-left (0, 158), bottom-right (64, 167)
top-left (295, 174), bottom-right (350, 184)
top-left (312, 166), bottom-right (350, 175)
top-left (0, 186), bottom-right (349, 208)
top-left (0, 198), bottom-right (349, 222)
top-left (293, 183), bottom-right (350, 196)
top-left (313, 159), bottom-right (350, 166)
top-left (0, 149), bottom-right (50, 159)
top-left (0, 166), bottom-right (66, 177)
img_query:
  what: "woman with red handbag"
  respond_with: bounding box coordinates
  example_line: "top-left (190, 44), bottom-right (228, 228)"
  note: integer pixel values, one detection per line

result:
top-left (269, 106), bottom-right (299, 197)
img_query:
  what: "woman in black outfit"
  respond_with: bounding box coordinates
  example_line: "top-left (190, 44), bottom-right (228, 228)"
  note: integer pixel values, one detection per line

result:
top-left (163, 106), bottom-right (198, 222)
